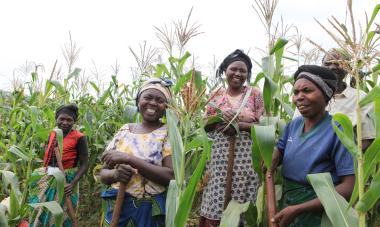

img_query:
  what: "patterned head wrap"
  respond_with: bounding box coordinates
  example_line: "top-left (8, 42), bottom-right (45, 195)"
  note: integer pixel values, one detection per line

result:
top-left (294, 65), bottom-right (338, 102)
top-left (135, 78), bottom-right (173, 106)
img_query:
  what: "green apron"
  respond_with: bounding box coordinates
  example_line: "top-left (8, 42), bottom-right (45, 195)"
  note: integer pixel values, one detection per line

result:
top-left (280, 179), bottom-right (322, 227)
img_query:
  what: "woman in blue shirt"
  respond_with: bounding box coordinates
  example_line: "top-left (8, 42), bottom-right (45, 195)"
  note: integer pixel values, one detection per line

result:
top-left (270, 65), bottom-right (355, 227)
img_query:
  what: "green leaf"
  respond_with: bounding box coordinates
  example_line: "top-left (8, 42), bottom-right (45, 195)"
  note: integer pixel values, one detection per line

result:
top-left (0, 170), bottom-right (21, 197)
top-left (178, 52), bottom-right (191, 73)
top-left (243, 202), bottom-right (258, 227)
top-left (251, 125), bottom-right (276, 169)
top-left (175, 141), bottom-right (208, 227)
top-left (165, 180), bottom-right (178, 227)
top-left (9, 188), bottom-right (20, 219)
top-left (0, 204), bottom-right (7, 227)
top-left (166, 110), bottom-right (184, 186)
top-left (49, 168), bottom-right (65, 204)
top-left (307, 173), bottom-right (358, 227)
top-left (359, 86), bottom-right (380, 107)
top-left (30, 106), bottom-right (38, 132)
top-left (8, 145), bottom-right (29, 161)
top-left (363, 137), bottom-right (380, 182)
top-left (48, 80), bottom-right (65, 94)
top-left (54, 128), bottom-right (63, 157)
top-left (252, 72), bottom-right (264, 87)
top-left (263, 76), bottom-right (278, 114)
top-left (365, 4), bottom-right (380, 33)
top-left (67, 68), bottom-right (81, 80)
top-left (374, 99), bottom-right (380, 137)
top-left (220, 200), bottom-right (250, 227)
top-left (255, 185), bottom-right (264, 226)
top-left (364, 31), bottom-right (375, 48)
top-left (270, 38), bottom-right (289, 55)
top-left (251, 126), bottom-right (263, 182)
top-left (173, 70), bottom-right (192, 95)
top-left (331, 113), bottom-right (359, 158)
top-left (28, 201), bottom-right (64, 227)
top-left (356, 168), bottom-right (380, 213)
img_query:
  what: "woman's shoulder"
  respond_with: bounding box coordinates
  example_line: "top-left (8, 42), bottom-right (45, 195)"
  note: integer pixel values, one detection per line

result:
top-left (247, 86), bottom-right (262, 96)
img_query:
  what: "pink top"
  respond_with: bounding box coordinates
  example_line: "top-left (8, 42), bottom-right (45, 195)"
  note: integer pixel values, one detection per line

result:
top-left (206, 86), bottom-right (264, 123)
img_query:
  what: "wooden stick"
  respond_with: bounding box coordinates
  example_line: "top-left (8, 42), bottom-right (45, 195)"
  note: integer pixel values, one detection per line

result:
top-left (224, 136), bottom-right (236, 209)
top-left (53, 148), bottom-right (79, 227)
top-left (110, 183), bottom-right (126, 227)
top-left (265, 171), bottom-right (278, 227)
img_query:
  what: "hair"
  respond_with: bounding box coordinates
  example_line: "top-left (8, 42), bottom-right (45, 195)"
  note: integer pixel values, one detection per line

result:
top-left (216, 49), bottom-right (253, 83)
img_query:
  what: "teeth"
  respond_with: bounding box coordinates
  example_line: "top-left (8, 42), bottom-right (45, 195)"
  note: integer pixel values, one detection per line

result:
top-left (147, 108), bottom-right (156, 113)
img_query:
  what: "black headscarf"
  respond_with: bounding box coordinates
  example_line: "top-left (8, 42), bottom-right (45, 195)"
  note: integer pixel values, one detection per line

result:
top-left (216, 49), bottom-right (253, 82)
top-left (294, 65), bottom-right (338, 102)
top-left (55, 104), bottom-right (79, 121)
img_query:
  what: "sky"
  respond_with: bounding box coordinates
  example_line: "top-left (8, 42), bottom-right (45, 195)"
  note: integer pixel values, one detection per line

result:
top-left (0, 0), bottom-right (376, 90)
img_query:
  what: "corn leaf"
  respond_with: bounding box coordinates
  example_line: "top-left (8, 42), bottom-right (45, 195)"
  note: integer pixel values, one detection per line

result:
top-left (251, 125), bottom-right (276, 169)
top-left (0, 170), bottom-right (21, 197)
top-left (173, 70), bottom-right (192, 95)
top-left (270, 38), bottom-right (289, 55)
top-left (49, 168), bottom-right (65, 204)
top-left (331, 113), bottom-right (359, 158)
top-left (359, 86), bottom-right (380, 107)
top-left (255, 185), bottom-right (264, 226)
top-left (356, 168), bottom-right (380, 213)
top-left (365, 4), bottom-right (380, 33)
top-left (220, 200), bottom-right (250, 227)
top-left (0, 204), bottom-right (7, 227)
top-left (54, 128), bottom-right (63, 157)
top-left (29, 201), bottom-right (64, 227)
top-left (166, 109), bottom-right (183, 186)
top-left (307, 173), bottom-right (358, 227)
top-left (8, 145), bottom-right (29, 162)
top-left (244, 202), bottom-right (258, 227)
top-left (165, 180), bottom-right (178, 227)
top-left (263, 76), bottom-right (278, 114)
top-left (175, 137), bottom-right (208, 227)
top-left (363, 137), bottom-right (380, 182)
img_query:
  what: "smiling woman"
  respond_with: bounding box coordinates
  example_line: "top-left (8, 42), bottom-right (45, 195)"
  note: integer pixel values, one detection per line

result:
top-left (99, 78), bottom-right (174, 227)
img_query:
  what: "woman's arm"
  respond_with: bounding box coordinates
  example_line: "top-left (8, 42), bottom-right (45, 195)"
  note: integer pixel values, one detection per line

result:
top-left (272, 175), bottom-right (355, 227)
top-left (102, 152), bottom-right (174, 186)
top-left (64, 136), bottom-right (89, 195)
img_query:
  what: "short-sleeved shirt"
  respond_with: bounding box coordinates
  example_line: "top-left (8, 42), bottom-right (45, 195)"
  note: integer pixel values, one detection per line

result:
top-left (277, 113), bottom-right (354, 185)
top-left (104, 124), bottom-right (171, 198)
top-left (293, 86), bottom-right (375, 139)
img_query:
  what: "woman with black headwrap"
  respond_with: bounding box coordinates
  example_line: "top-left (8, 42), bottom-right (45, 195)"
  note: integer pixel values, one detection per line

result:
top-left (29, 104), bottom-right (89, 226)
top-left (200, 49), bottom-right (264, 227)
top-left (270, 65), bottom-right (355, 226)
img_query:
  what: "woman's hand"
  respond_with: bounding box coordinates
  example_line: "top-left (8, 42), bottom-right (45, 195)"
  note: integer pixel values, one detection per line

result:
top-left (268, 149), bottom-right (282, 176)
top-left (64, 183), bottom-right (75, 196)
top-left (113, 164), bottom-right (137, 184)
top-left (222, 109), bottom-right (237, 123)
top-left (102, 151), bottom-right (130, 168)
top-left (271, 205), bottom-right (301, 227)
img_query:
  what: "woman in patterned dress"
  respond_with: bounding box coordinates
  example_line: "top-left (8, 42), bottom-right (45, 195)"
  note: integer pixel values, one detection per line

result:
top-left (100, 78), bottom-right (174, 227)
top-left (199, 49), bottom-right (264, 227)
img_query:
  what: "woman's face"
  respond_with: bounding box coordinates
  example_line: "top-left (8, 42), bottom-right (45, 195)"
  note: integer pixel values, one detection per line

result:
top-left (292, 78), bottom-right (326, 119)
top-left (138, 89), bottom-right (167, 122)
top-left (56, 113), bottom-right (75, 133)
top-left (225, 61), bottom-right (248, 90)
top-left (322, 53), bottom-right (347, 81)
